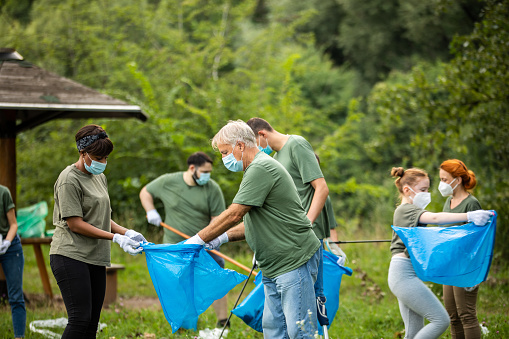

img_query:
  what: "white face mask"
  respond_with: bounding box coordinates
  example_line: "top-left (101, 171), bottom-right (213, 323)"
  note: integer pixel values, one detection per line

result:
top-left (438, 178), bottom-right (459, 197)
top-left (408, 186), bottom-right (431, 209)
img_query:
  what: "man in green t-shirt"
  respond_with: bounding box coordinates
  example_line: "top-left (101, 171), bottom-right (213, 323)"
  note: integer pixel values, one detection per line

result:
top-left (246, 117), bottom-right (330, 326)
top-left (139, 151), bottom-right (228, 327)
top-left (185, 120), bottom-right (321, 338)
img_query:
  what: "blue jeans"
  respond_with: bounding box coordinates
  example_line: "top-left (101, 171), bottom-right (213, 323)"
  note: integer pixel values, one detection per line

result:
top-left (313, 240), bottom-right (324, 298)
top-left (262, 249), bottom-right (319, 339)
top-left (0, 235), bottom-right (26, 338)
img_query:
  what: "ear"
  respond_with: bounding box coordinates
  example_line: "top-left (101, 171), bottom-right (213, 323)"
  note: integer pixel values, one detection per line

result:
top-left (237, 141), bottom-right (246, 152)
top-left (456, 176), bottom-right (462, 185)
top-left (188, 164), bottom-right (196, 172)
top-left (258, 130), bottom-right (267, 138)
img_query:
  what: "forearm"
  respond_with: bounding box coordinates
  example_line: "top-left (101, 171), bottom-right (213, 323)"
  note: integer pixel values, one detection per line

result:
top-left (329, 228), bottom-right (338, 242)
top-left (197, 204), bottom-right (250, 242)
top-left (111, 220), bottom-right (127, 235)
top-left (307, 178), bottom-right (329, 224)
top-left (6, 209), bottom-right (18, 241)
top-left (140, 187), bottom-right (156, 212)
top-left (226, 222), bottom-right (246, 242)
top-left (420, 212), bottom-right (467, 225)
top-left (66, 217), bottom-right (115, 240)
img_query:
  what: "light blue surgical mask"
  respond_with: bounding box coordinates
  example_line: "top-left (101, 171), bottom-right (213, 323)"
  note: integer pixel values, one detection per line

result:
top-left (193, 171), bottom-right (211, 185)
top-left (222, 151), bottom-right (244, 172)
top-left (84, 153), bottom-right (107, 175)
top-left (257, 137), bottom-right (273, 155)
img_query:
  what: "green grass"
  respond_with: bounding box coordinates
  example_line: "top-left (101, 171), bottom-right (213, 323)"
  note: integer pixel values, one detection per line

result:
top-left (1, 236), bottom-right (508, 338)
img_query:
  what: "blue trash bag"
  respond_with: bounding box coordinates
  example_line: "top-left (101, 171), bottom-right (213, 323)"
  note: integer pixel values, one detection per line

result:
top-left (392, 211), bottom-right (497, 288)
top-left (143, 243), bottom-right (247, 333)
top-left (232, 251), bottom-right (353, 334)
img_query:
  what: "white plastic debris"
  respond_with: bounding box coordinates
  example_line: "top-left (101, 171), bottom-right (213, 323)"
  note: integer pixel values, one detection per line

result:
top-left (480, 324), bottom-right (489, 335)
top-left (197, 327), bottom-right (228, 338)
top-left (29, 317), bottom-right (107, 338)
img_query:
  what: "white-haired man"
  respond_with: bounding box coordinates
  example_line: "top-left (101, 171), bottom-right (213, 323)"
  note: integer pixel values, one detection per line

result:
top-left (186, 120), bottom-right (321, 338)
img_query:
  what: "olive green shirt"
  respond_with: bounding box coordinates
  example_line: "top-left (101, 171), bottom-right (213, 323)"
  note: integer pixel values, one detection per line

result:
top-left (50, 164), bottom-right (112, 266)
top-left (233, 152), bottom-right (321, 279)
top-left (146, 172), bottom-right (225, 244)
top-left (0, 185), bottom-right (15, 238)
top-left (324, 196), bottom-right (337, 230)
top-left (442, 194), bottom-right (482, 226)
top-left (390, 203), bottom-right (427, 258)
top-left (273, 135), bottom-right (327, 239)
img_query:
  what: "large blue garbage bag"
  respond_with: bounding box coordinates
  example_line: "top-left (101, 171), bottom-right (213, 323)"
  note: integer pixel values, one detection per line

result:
top-left (392, 211), bottom-right (497, 288)
top-left (232, 251), bottom-right (353, 334)
top-left (143, 243), bottom-right (247, 333)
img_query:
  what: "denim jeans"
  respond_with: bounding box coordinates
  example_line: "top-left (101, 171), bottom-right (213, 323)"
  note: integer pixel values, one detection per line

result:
top-left (0, 234), bottom-right (26, 338)
top-left (262, 249), bottom-right (319, 339)
top-left (313, 241), bottom-right (324, 298)
top-left (50, 254), bottom-right (106, 339)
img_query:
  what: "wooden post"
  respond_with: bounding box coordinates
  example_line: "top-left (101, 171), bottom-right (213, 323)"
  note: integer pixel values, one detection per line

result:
top-left (0, 110), bottom-right (17, 205)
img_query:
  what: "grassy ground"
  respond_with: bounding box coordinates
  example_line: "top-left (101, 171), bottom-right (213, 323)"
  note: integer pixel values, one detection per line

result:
top-left (1, 232), bottom-right (508, 338)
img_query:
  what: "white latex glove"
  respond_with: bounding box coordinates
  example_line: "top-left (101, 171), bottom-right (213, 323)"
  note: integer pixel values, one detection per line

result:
top-left (467, 210), bottom-right (493, 226)
top-left (184, 234), bottom-right (205, 246)
top-left (146, 209), bottom-right (162, 226)
top-left (125, 229), bottom-right (147, 243)
top-left (113, 234), bottom-right (142, 255)
top-left (0, 239), bottom-right (11, 255)
top-left (205, 232), bottom-right (228, 251)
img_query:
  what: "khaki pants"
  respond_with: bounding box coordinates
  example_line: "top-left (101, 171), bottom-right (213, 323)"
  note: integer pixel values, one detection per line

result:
top-left (443, 285), bottom-right (481, 339)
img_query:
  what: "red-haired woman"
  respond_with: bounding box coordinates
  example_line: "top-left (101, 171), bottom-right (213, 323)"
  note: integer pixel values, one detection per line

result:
top-left (439, 159), bottom-right (483, 339)
top-left (388, 167), bottom-right (492, 339)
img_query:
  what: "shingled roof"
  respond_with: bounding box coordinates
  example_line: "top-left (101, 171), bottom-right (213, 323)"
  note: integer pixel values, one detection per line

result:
top-left (0, 58), bottom-right (147, 134)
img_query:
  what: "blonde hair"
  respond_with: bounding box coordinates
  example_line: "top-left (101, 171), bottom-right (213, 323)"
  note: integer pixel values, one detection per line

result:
top-left (391, 167), bottom-right (428, 199)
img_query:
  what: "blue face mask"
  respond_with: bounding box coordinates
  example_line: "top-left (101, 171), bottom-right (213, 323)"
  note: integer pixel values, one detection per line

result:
top-left (193, 171), bottom-right (211, 185)
top-left (257, 137), bottom-right (273, 155)
top-left (222, 151), bottom-right (244, 172)
top-left (84, 153), bottom-right (107, 175)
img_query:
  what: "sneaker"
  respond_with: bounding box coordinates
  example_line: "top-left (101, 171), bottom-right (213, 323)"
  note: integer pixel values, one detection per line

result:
top-left (216, 318), bottom-right (230, 328)
top-left (316, 296), bottom-right (329, 326)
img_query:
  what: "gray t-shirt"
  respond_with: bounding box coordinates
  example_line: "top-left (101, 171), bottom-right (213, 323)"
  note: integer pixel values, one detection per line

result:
top-left (0, 185), bottom-right (15, 238)
top-left (274, 135), bottom-right (327, 239)
top-left (442, 194), bottom-right (481, 226)
top-left (390, 203), bottom-right (427, 258)
top-left (233, 152), bottom-right (320, 279)
top-left (50, 164), bottom-right (112, 266)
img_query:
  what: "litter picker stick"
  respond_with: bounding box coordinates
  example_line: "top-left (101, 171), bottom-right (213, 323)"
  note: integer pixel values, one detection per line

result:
top-left (219, 260), bottom-right (257, 339)
top-left (160, 221), bottom-right (257, 276)
top-left (331, 239), bottom-right (391, 244)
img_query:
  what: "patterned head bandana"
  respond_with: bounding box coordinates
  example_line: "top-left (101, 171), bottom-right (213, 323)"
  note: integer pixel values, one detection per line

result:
top-left (76, 132), bottom-right (108, 151)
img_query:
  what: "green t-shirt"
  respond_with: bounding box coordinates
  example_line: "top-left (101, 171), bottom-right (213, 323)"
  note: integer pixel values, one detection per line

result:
top-left (0, 185), bottom-right (15, 238)
top-left (442, 194), bottom-right (481, 226)
top-left (233, 152), bottom-right (321, 279)
top-left (273, 135), bottom-right (327, 239)
top-left (146, 172), bottom-right (225, 244)
top-left (324, 196), bottom-right (337, 230)
top-left (50, 164), bottom-right (112, 266)
top-left (390, 203), bottom-right (427, 258)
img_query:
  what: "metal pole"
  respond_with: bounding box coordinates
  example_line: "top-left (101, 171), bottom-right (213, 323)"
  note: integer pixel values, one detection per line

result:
top-left (330, 239), bottom-right (391, 244)
top-left (219, 261), bottom-right (257, 338)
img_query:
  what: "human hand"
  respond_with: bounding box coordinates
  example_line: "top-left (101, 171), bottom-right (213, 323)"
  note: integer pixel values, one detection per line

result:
top-left (205, 232), bottom-right (228, 251)
top-left (0, 239), bottom-right (11, 255)
top-left (125, 229), bottom-right (147, 243)
top-left (113, 234), bottom-right (142, 255)
top-left (146, 209), bottom-right (162, 226)
top-left (184, 234), bottom-right (205, 246)
top-left (467, 210), bottom-right (493, 226)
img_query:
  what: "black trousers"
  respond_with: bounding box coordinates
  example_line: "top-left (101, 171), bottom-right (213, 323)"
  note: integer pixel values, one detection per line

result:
top-left (50, 254), bottom-right (106, 339)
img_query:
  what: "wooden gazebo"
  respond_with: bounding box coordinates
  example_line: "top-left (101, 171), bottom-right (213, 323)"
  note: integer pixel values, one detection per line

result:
top-left (0, 49), bottom-right (147, 204)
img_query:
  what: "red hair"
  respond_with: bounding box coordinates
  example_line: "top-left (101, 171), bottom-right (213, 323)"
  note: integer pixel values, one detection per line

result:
top-left (440, 159), bottom-right (477, 190)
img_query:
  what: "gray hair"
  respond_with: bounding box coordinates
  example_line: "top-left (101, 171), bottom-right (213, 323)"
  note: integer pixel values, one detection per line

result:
top-left (212, 120), bottom-right (257, 149)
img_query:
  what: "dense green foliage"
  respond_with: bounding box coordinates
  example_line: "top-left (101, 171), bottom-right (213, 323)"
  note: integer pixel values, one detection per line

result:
top-left (1, 0), bottom-right (508, 260)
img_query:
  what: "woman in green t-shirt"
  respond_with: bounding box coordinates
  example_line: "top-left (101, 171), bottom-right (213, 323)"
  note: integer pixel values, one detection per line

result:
top-left (388, 167), bottom-right (492, 339)
top-left (439, 159), bottom-right (483, 339)
top-left (50, 124), bottom-right (147, 339)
